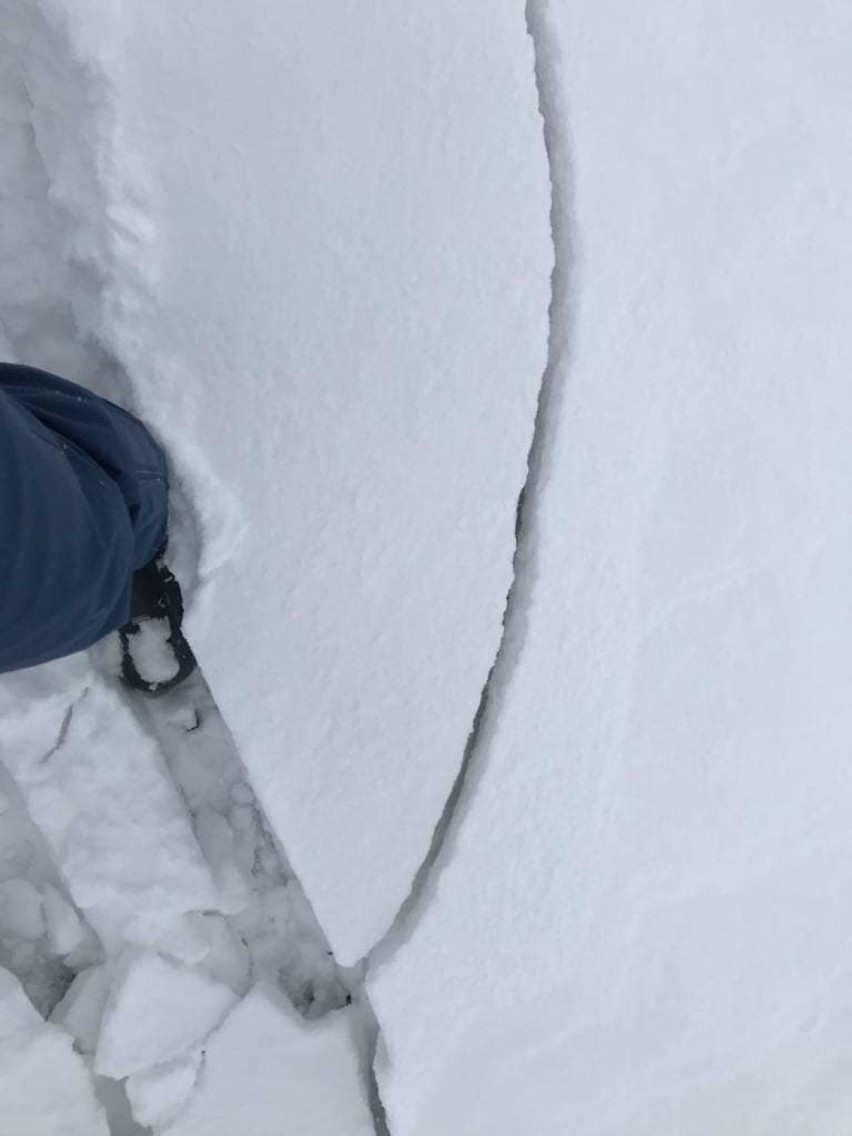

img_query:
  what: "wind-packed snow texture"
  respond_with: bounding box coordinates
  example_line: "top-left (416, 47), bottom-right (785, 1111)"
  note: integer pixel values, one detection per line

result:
top-left (369, 2), bottom-right (852, 1133)
top-left (103, 0), bottom-right (552, 964)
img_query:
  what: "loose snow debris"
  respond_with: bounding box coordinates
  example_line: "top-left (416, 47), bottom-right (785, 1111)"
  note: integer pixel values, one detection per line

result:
top-left (0, 966), bottom-right (109, 1135)
top-left (94, 952), bottom-right (239, 1079)
top-left (167, 985), bottom-right (374, 1136)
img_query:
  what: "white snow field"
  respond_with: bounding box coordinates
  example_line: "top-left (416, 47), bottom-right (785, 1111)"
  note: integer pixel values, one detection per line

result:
top-left (2, 0), bottom-right (852, 1132)
top-left (369, 1), bottom-right (852, 1134)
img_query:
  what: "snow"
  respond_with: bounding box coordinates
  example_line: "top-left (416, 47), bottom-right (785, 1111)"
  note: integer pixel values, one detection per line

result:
top-left (1, 18), bottom-right (351, 1124)
top-left (42, 885), bottom-right (85, 957)
top-left (166, 985), bottom-right (374, 1136)
top-left (0, 967), bottom-right (109, 1135)
top-left (94, 953), bottom-right (238, 1079)
top-left (0, 879), bottom-right (45, 941)
top-left (0, 660), bottom-right (223, 956)
top-left (368, 2), bottom-right (852, 1133)
top-left (50, 966), bottom-right (110, 1056)
top-left (3, 0), bottom-right (852, 1131)
top-left (126, 1051), bottom-right (203, 1131)
top-left (100, 0), bottom-right (552, 964)
top-left (0, 729), bottom-right (97, 1016)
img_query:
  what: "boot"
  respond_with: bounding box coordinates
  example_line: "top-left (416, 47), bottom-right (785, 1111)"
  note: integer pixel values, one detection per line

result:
top-left (118, 543), bottom-right (197, 695)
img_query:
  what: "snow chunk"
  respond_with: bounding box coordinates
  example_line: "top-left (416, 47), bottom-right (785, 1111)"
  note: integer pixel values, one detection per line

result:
top-left (167, 986), bottom-right (373, 1136)
top-left (126, 1050), bottom-right (203, 1130)
top-left (0, 967), bottom-right (108, 1135)
top-left (94, 953), bottom-right (238, 1079)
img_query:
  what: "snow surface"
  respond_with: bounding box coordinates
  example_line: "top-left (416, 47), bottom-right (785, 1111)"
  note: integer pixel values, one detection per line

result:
top-left (101, 0), bottom-right (552, 964)
top-left (4, 0), bottom-right (852, 1132)
top-left (369, 2), bottom-right (852, 1133)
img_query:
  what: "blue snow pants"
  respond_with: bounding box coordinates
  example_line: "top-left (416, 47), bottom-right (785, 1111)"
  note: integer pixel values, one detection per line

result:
top-left (0, 363), bottom-right (168, 673)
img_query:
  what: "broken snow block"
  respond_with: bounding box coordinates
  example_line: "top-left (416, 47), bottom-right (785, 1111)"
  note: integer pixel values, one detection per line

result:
top-left (168, 984), bottom-right (374, 1135)
top-left (93, 953), bottom-right (238, 1079)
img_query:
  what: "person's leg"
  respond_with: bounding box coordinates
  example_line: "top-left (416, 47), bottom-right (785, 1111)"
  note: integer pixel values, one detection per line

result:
top-left (0, 364), bottom-right (169, 673)
top-left (0, 364), bottom-right (168, 571)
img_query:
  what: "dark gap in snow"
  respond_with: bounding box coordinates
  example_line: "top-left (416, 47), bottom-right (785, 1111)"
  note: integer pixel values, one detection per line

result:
top-left (11, 0), bottom-right (351, 1025)
top-left (359, 995), bottom-right (393, 1136)
top-left (364, 0), bottom-right (574, 966)
top-left (38, 688), bottom-right (87, 765)
top-left (93, 1075), bottom-right (151, 1136)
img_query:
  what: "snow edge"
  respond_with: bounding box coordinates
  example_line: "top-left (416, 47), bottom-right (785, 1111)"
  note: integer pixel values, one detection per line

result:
top-left (360, 0), bottom-right (572, 1127)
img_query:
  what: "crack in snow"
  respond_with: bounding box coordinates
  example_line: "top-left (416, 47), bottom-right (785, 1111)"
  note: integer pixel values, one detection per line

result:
top-left (38, 688), bottom-right (89, 765)
top-left (4, 2), bottom-right (569, 1130)
top-left (365, 0), bottom-right (569, 971)
top-left (357, 3), bottom-right (572, 1127)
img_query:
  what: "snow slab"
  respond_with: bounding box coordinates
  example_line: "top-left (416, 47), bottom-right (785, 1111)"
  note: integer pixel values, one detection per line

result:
top-left (92, 0), bottom-right (552, 962)
top-left (166, 984), bottom-right (374, 1136)
top-left (0, 966), bottom-right (109, 1135)
top-left (94, 952), bottom-right (238, 1079)
top-left (370, 2), bottom-right (852, 1133)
